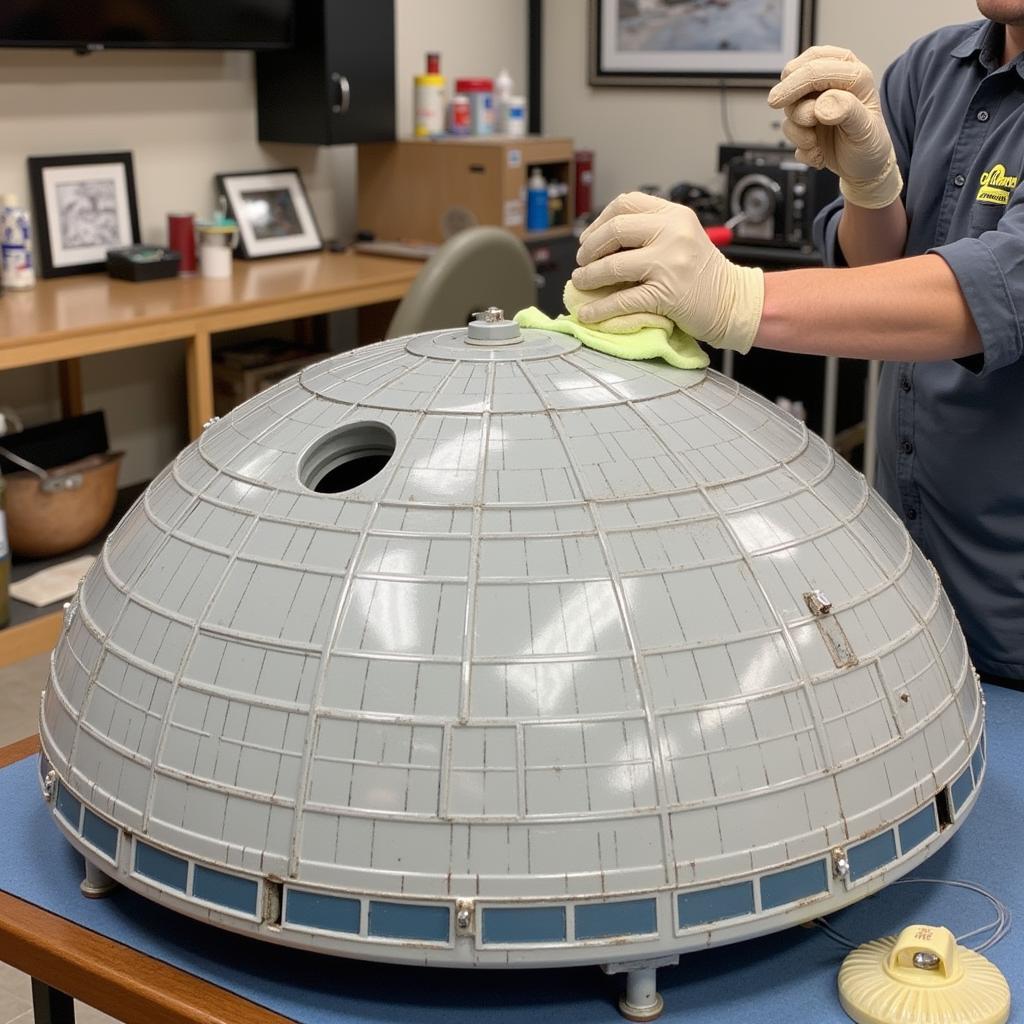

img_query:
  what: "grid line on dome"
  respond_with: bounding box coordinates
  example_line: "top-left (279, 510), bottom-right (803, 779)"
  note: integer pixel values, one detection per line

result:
top-left (752, 412), bottom-right (974, 742)
top-left (67, 382), bottom-right (321, 796)
top-left (514, 355), bottom-right (675, 880)
top-left (287, 356), bottom-right (468, 877)
top-left (565, 356), bottom-right (836, 771)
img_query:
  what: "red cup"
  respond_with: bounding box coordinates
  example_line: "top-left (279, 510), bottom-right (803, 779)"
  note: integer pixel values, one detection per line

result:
top-left (167, 213), bottom-right (197, 273)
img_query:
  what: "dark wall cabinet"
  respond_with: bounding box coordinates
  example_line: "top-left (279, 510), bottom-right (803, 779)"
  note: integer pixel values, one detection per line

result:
top-left (256, 0), bottom-right (395, 145)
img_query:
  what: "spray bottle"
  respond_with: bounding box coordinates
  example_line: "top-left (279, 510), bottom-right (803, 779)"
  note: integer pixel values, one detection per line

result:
top-left (527, 168), bottom-right (549, 231)
top-left (1, 195), bottom-right (35, 290)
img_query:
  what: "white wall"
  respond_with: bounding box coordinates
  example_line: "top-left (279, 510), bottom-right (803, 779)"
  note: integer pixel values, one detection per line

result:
top-left (0, 0), bottom-right (527, 484)
top-left (543, 0), bottom-right (979, 204)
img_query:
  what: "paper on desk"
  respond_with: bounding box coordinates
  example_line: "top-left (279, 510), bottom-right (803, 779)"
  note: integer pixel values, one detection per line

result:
top-left (10, 555), bottom-right (96, 607)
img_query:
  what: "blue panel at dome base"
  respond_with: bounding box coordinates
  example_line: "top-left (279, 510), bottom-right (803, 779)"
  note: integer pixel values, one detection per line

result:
top-left (678, 881), bottom-right (755, 928)
top-left (950, 767), bottom-right (974, 814)
top-left (192, 864), bottom-right (259, 916)
top-left (286, 890), bottom-right (361, 934)
top-left (760, 860), bottom-right (828, 911)
top-left (368, 901), bottom-right (450, 942)
top-left (55, 782), bottom-right (81, 829)
top-left (574, 898), bottom-right (657, 940)
top-left (898, 804), bottom-right (937, 854)
top-left (135, 841), bottom-right (188, 892)
top-left (482, 906), bottom-right (567, 944)
top-left (81, 808), bottom-right (118, 862)
top-left (847, 830), bottom-right (897, 882)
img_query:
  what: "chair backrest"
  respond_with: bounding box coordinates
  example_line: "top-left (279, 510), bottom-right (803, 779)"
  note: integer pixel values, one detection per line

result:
top-left (385, 226), bottom-right (537, 339)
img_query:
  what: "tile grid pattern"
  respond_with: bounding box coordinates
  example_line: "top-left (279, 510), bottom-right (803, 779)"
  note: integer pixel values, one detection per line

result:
top-left (37, 327), bottom-right (983, 965)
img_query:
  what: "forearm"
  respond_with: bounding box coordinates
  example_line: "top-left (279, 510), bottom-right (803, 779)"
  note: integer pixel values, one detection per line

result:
top-left (754, 253), bottom-right (981, 361)
top-left (836, 198), bottom-right (908, 265)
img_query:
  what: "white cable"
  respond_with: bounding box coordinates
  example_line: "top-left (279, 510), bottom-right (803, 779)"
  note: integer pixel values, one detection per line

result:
top-left (814, 877), bottom-right (1011, 954)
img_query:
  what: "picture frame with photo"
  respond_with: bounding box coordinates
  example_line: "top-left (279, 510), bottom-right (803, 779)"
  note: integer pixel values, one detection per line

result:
top-left (216, 169), bottom-right (322, 260)
top-left (27, 151), bottom-right (141, 278)
top-left (590, 0), bottom-right (815, 88)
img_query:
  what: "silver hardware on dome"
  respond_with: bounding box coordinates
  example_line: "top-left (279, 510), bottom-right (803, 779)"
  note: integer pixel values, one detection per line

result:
top-left (912, 950), bottom-right (942, 971)
top-left (466, 305), bottom-right (523, 345)
top-left (832, 849), bottom-right (850, 880)
top-left (805, 589), bottom-right (833, 616)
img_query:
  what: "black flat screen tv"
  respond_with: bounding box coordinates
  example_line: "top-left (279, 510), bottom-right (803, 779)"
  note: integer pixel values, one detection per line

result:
top-left (0, 1), bottom-right (294, 51)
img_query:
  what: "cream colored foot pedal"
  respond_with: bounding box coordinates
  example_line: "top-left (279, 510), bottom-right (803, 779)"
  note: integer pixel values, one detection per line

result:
top-left (838, 924), bottom-right (1010, 1024)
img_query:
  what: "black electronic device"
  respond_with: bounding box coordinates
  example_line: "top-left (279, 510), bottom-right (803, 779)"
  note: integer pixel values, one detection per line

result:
top-left (107, 245), bottom-right (181, 282)
top-left (0, 0), bottom-right (293, 51)
top-left (719, 144), bottom-right (839, 251)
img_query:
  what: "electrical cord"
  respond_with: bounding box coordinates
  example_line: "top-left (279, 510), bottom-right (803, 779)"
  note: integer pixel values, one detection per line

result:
top-left (813, 877), bottom-right (1011, 954)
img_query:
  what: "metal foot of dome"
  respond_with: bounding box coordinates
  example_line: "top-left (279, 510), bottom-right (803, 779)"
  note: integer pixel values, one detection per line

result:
top-left (618, 969), bottom-right (664, 1022)
top-left (80, 859), bottom-right (117, 899)
top-left (603, 955), bottom-right (678, 1022)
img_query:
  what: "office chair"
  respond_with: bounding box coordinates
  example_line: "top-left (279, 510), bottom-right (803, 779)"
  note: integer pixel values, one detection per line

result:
top-left (384, 226), bottom-right (537, 339)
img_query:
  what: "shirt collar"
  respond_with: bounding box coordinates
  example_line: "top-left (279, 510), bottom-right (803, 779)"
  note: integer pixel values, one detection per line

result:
top-left (950, 19), bottom-right (1024, 76)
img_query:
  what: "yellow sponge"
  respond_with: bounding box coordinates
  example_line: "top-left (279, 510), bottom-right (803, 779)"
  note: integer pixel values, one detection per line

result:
top-left (838, 925), bottom-right (1010, 1024)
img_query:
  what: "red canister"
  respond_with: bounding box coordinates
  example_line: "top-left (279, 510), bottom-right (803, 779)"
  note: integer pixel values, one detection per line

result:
top-left (575, 150), bottom-right (594, 219)
top-left (167, 213), bottom-right (197, 273)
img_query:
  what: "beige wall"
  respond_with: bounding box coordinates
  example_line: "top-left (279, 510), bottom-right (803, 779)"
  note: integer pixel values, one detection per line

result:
top-left (0, 0), bottom-right (527, 484)
top-left (544, 0), bottom-right (979, 204)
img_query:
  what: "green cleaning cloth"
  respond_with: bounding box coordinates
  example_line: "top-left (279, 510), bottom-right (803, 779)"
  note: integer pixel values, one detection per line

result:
top-left (514, 281), bottom-right (708, 370)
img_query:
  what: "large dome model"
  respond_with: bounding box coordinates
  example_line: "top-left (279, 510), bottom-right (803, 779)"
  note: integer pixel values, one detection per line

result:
top-left (38, 312), bottom-right (984, 1019)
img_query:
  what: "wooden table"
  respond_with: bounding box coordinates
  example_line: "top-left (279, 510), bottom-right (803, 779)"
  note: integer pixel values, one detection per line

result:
top-left (0, 736), bottom-right (292, 1024)
top-left (0, 251), bottom-right (421, 667)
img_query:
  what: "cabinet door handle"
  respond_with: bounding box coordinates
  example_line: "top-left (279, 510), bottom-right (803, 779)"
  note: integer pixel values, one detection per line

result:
top-left (331, 72), bottom-right (351, 115)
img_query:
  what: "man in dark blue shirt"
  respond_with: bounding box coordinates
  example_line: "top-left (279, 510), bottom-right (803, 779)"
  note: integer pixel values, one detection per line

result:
top-left (572, 10), bottom-right (1024, 684)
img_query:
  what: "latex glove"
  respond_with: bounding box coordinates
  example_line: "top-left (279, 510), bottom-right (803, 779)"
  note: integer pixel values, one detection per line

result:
top-left (572, 192), bottom-right (764, 354)
top-left (767, 45), bottom-right (902, 210)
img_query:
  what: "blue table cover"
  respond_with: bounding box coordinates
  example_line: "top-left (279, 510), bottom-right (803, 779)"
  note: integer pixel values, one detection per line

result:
top-left (1, 684), bottom-right (1020, 1023)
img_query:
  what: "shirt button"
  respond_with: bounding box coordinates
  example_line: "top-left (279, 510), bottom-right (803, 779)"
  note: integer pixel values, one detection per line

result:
top-left (901, 440), bottom-right (914, 455)
top-left (954, 174), bottom-right (966, 187)
top-left (906, 507), bottom-right (918, 521)
top-left (977, 109), bottom-right (990, 122)
top-left (900, 376), bottom-right (911, 392)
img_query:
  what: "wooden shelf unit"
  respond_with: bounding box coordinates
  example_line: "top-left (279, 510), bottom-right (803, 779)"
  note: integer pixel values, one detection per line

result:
top-left (358, 135), bottom-right (576, 244)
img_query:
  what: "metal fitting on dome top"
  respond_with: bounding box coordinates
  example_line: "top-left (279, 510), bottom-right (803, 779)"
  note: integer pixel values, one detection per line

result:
top-left (466, 306), bottom-right (523, 346)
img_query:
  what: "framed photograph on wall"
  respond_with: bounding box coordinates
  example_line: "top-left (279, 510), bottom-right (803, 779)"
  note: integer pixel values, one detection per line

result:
top-left (590, 0), bottom-right (815, 88)
top-left (27, 151), bottom-right (141, 278)
top-left (216, 169), bottom-right (322, 259)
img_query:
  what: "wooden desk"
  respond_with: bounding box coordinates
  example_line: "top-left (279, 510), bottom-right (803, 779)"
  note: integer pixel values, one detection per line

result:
top-left (0, 251), bottom-right (421, 437)
top-left (0, 737), bottom-right (291, 1024)
top-left (0, 251), bottom-right (421, 668)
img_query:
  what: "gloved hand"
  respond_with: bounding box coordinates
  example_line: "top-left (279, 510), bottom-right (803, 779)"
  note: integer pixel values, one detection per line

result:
top-left (572, 192), bottom-right (764, 353)
top-left (767, 45), bottom-right (903, 210)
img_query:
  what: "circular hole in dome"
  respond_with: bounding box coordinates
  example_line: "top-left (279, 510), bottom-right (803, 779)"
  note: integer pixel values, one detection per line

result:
top-left (300, 422), bottom-right (396, 494)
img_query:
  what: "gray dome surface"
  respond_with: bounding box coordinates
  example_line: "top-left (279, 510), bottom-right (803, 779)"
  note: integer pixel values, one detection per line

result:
top-left (39, 325), bottom-right (984, 970)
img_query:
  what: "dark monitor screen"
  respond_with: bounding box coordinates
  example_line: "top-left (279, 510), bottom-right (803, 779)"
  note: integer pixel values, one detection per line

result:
top-left (0, 0), bottom-right (294, 50)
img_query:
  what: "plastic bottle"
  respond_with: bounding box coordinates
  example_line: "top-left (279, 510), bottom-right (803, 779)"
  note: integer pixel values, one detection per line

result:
top-left (1, 194), bottom-right (35, 290)
top-left (527, 168), bottom-right (549, 231)
top-left (455, 78), bottom-right (494, 135)
top-left (494, 68), bottom-right (512, 131)
top-left (500, 95), bottom-right (527, 136)
top-left (414, 52), bottom-right (446, 137)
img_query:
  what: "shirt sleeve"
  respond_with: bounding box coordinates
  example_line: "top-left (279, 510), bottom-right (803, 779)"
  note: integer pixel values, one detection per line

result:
top-left (812, 49), bottom-right (918, 267)
top-left (931, 197), bottom-right (1024, 376)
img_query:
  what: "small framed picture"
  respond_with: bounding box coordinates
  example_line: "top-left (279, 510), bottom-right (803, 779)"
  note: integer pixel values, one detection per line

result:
top-left (216, 169), bottom-right (322, 260)
top-left (590, 0), bottom-right (816, 89)
top-left (27, 152), bottom-right (141, 277)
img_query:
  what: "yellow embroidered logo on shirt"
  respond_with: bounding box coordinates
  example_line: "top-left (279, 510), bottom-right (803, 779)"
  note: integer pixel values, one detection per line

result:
top-left (976, 163), bottom-right (1018, 205)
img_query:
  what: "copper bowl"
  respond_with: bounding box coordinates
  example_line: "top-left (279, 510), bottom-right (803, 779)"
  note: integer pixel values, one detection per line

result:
top-left (4, 452), bottom-right (124, 559)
